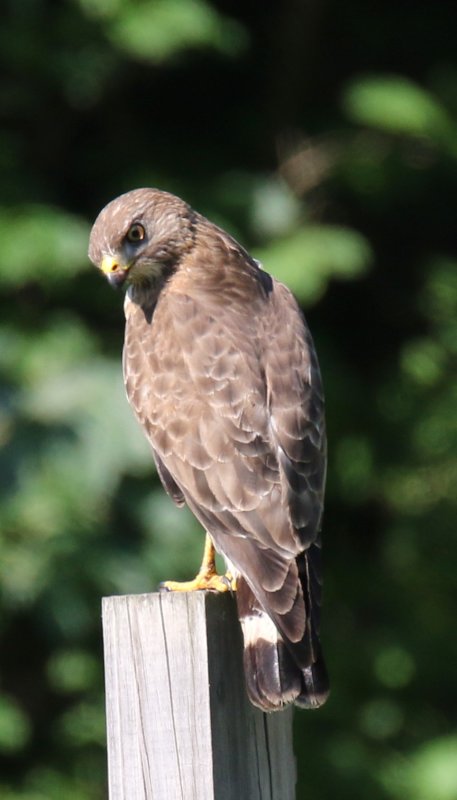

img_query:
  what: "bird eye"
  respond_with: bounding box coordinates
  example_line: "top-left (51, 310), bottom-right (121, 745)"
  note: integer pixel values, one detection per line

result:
top-left (126, 223), bottom-right (145, 243)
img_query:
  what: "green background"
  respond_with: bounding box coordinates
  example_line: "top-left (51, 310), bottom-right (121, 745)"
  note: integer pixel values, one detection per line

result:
top-left (1, 1), bottom-right (456, 797)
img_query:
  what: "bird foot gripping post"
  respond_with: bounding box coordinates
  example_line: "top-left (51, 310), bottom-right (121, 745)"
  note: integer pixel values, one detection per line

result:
top-left (102, 591), bottom-right (296, 800)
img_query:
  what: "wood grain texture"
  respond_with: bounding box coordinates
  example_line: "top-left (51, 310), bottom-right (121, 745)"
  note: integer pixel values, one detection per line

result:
top-left (102, 592), bottom-right (296, 800)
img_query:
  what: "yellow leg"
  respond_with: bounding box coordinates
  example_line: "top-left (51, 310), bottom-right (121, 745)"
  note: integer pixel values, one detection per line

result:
top-left (160, 534), bottom-right (237, 593)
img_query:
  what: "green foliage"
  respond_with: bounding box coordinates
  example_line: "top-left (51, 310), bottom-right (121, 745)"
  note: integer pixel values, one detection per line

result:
top-left (0, 696), bottom-right (31, 754)
top-left (0, 1), bottom-right (456, 797)
top-left (0, 208), bottom-right (89, 286)
top-left (381, 736), bottom-right (457, 800)
top-left (257, 224), bottom-right (372, 303)
top-left (106, 0), bottom-right (247, 62)
top-left (343, 75), bottom-right (456, 145)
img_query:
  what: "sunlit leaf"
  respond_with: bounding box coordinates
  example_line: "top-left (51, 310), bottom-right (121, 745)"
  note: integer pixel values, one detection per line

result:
top-left (0, 695), bottom-right (31, 753)
top-left (250, 177), bottom-right (302, 238)
top-left (382, 736), bottom-right (457, 800)
top-left (256, 224), bottom-right (372, 303)
top-left (0, 207), bottom-right (89, 286)
top-left (342, 74), bottom-right (454, 142)
top-left (108, 0), bottom-right (247, 62)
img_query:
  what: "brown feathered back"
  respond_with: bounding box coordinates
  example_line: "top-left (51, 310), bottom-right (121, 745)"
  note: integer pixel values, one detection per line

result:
top-left (89, 188), bottom-right (329, 711)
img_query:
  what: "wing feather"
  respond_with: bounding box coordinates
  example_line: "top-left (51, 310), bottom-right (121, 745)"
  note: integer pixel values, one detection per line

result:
top-left (123, 265), bottom-right (327, 703)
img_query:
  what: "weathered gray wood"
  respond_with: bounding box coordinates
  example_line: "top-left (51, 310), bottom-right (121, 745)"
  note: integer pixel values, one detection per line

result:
top-left (102, 591), bottom-right (296, 800)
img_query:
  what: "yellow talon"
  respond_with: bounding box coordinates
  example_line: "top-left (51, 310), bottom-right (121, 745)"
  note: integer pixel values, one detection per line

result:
top-left (160, 573), bottom-right (235, 593)
top-left (159, 534), bottom-right (237, 593)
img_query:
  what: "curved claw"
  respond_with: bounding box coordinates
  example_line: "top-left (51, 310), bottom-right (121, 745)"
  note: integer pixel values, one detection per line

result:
top-left (220, 572), bottom-right (237, 594)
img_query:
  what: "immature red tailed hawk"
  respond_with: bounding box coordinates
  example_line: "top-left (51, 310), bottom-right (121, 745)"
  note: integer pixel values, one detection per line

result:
top-left (89, 188), bottom-right (329, 711)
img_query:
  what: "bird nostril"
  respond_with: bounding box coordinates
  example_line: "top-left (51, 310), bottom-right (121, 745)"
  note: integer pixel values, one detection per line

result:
top-left (100, 255), bottom-right (122, 276)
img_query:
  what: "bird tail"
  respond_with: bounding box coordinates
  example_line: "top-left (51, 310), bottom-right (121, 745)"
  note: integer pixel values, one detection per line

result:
top-left (236, 576), bottom-right (329, 712)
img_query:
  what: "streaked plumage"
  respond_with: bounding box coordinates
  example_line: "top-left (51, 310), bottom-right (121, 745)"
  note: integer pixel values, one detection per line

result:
top-left (89, 188), bottom-right (329, 711)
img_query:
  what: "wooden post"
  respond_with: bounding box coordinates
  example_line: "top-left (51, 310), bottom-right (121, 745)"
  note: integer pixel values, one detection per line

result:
top-left (102, 591), bottom-right (296, 800)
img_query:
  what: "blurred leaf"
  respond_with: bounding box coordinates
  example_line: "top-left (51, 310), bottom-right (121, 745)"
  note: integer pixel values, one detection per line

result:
top-left (0, 207), bottom-right (89, 287)
top-left (382, 461), bottom-right (457, 514)
top-left (0, 316), bottom-right (95, 385)
top-left (57, 700), bottom-right (106, 747)
top-left (358, 697), bottom-right (404, 740)
top-left (250, 177), bottom-right (302, 238)
top-left (256, 225), bottom-right (372, 303)
top-left (342, 74), bottom-right (455, 144)
top-left (47, 650), bottom-right (99, 693)
top-left (78, 0), bottom-right (122, 18)
top-left (0, 695), bottom-right (31, 753)
top-left (139, 490), bottom-right (202, 582)
top-left (21, 358), bottom-right (151, 485)
top-left (420, 258), bottom-right (457, 353)
top-left (2, 766), bottom-right (101, 800)
top-left (400, 337), bottom-right (446, 387)
top-left (107, 0), bottom-right (247, 62)
top-left (0, 542), bottom-right (54, 606)
top-left (335, 435), bottom-right (374, 503)
top-left (382, 736), bottom-right (457, 800)
top-left (374, 646), bottom-right (416, 689)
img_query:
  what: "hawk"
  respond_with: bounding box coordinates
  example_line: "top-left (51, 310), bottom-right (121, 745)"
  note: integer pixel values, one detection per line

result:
top-left (89, 188), bottom-right (329, 711)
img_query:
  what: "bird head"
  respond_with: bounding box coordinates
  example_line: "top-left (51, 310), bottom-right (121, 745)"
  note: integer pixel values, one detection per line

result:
top-left (88, 188), bottom-right (196, 289)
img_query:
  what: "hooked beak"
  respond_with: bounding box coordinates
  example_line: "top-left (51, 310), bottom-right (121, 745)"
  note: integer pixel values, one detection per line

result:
top-left (100, 254), bottom-right (130, 288)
